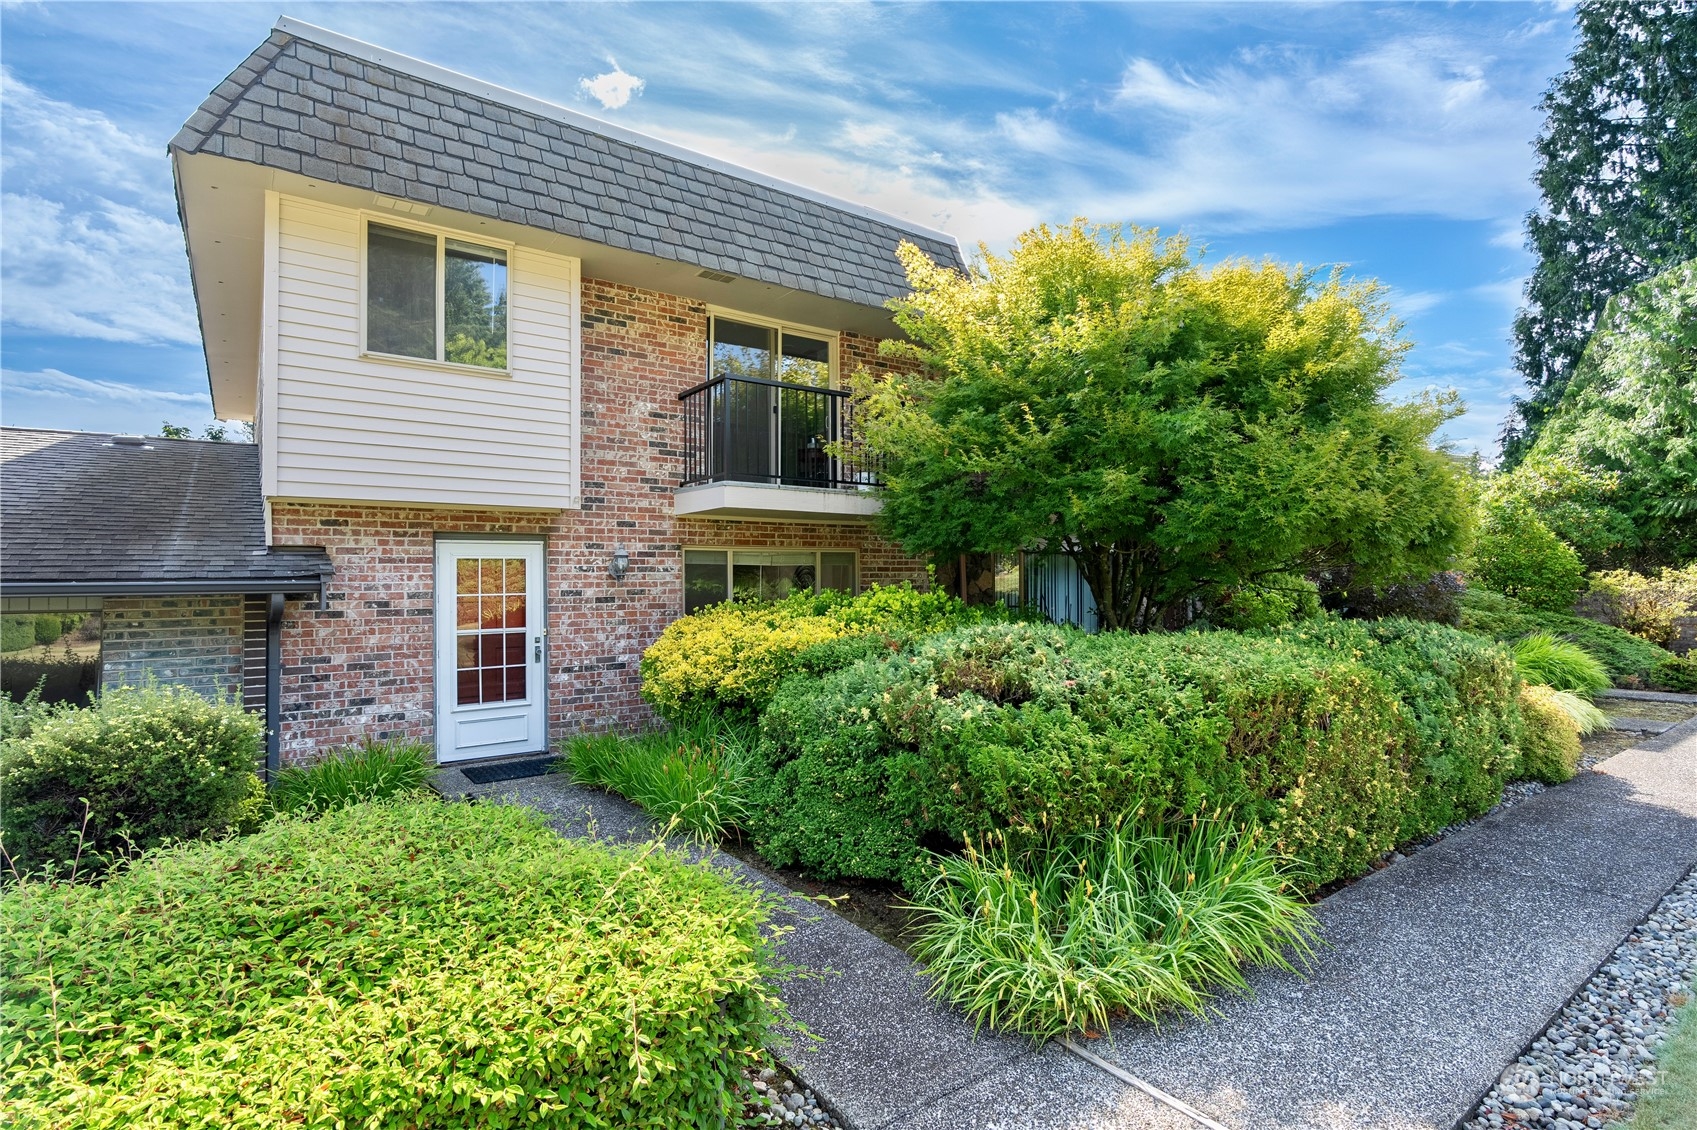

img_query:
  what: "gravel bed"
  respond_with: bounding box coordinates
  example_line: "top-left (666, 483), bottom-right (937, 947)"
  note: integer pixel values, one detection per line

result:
top-left (741, 1064), bottom-right (843, 1127)
top-left (1462, 867), bottom-right (1697, 1129)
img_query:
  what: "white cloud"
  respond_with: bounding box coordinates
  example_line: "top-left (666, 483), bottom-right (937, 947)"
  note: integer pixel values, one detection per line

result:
top-left (2, 366), bottom-right (203, 405)
top-left (1388, 290), bottom-right (1448, 318)
top-left (0, 70), bottom-right (196, 345)
top-left (579, 60), bottom-right (645, 110)
top-left (1095, 39), bottom-right (1549, 233)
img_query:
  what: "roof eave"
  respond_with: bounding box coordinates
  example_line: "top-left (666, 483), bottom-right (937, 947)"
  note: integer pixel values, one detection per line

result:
top-left (2, 577), bottom-right (326, 598)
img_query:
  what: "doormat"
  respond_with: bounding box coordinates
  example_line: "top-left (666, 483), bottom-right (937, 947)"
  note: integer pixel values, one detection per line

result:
top-left (459, 756), bottom-right (560, 785)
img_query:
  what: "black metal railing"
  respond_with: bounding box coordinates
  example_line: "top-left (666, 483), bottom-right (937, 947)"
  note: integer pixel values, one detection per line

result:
top-left (678, 374), bottom-right (884, 490)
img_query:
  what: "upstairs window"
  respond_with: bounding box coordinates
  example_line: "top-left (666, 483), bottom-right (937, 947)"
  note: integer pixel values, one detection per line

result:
top-left (709, 315), bottom-right (832, 387)
top-left (366, 222), bottom-right (508, 370)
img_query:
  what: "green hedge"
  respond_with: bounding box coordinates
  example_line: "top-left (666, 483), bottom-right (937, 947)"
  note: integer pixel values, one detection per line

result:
top-left (746, 618), bottom-right (1520, 891)
top-left (1, 799), bottom-right (785, 1129)
top-left (1, 683), bottom-right (264, 877)
top-left (640, 583), bottom-right (1005, 719)
top-left (1458, 587), bottom-right (1670, 684)
top-left (0, 615), bottom-right (36, 653)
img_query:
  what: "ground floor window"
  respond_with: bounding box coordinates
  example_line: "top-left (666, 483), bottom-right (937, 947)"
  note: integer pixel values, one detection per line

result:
top-left (0, 601), bottom-right (103, 705)
top-left (683, 548), bottom-right (857, 613)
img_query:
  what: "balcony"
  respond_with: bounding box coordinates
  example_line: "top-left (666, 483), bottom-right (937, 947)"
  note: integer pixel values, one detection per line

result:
top-left (675, 374), bottom-right (884, 520)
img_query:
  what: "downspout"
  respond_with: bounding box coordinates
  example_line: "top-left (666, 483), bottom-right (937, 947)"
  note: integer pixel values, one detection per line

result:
top-left (265, 592), bottom-right (284, 780)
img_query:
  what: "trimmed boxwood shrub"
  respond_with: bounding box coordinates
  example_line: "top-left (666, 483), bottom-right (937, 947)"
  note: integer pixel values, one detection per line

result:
top-left (640, 583), bottom-right (1000, 719)
top-left (1458, 587), bottom-right (1669, 684)
top-left (746, 619), bottom-right (1522, 892)
top-left (1, 683), bottom-right (264, 878)
top-left (1517, 685), bottom-right (1583, 784)
top-left (1266, 618), bottom-right (1520, 839)
top-left (1, 799), bottom-right (787, 1129)
top-left (1652, 654), bottom-right (1697, 693)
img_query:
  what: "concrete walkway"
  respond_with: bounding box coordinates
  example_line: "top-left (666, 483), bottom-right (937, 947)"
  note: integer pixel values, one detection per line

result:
top-left (438, 718), bottom-right (1697, 1130)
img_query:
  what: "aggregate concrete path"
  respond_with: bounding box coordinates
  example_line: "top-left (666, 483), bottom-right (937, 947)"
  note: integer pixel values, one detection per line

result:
top-left (437, 720), bottom-right (1697, 1130)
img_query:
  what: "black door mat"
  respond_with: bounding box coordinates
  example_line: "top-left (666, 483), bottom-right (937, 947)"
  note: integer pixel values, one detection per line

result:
top-left (458, 756), bottom-right (560, 784)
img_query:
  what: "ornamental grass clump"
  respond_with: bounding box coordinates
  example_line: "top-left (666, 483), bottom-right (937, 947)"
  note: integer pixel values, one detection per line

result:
top-left (1, 799), bottom-right (790, 1130)
top-left (1510, 633), bottom-right (1613, 695)
top-left (563, 713), bottom-right (755, 841)
top-left (267, 736), bottom-right (432, 816)
top-left (906, 818), bottom-right (1318, 1042)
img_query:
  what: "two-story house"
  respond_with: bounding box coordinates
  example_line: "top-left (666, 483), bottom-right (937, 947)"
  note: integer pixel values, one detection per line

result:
top-left (0, 18), bottom-right (966, 770)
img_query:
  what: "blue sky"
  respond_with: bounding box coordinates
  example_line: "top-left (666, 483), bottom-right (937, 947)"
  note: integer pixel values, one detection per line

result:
top-left (0, 1), bottom-right (1576, 456)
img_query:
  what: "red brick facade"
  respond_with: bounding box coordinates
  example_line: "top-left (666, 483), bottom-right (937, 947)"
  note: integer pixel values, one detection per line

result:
top-left (269, 277), bottom-right (928, 763)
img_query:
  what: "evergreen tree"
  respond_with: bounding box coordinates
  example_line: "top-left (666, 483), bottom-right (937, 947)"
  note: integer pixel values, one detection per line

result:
top-left (1506, 0), bottom-right (1696, 464)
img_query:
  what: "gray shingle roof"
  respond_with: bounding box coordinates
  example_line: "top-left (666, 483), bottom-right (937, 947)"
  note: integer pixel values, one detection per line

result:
top-left (171, 22), bottom-right (965, 309)
top-left (1, 429), bottom-right (330, 593)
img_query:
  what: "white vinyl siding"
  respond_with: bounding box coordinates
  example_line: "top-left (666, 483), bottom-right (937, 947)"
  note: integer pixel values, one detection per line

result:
top-left (267, 194), bottom-right (579, 510)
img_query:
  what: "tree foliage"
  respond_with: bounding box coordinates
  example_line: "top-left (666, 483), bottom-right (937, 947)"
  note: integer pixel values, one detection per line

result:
top-left (1507, 0), bottom-right (1697, 460)
top-left (1471, 501), bottom-right (1587, 612)
top-left (856, 222), bottom-right (1472, 632)
top-left (1524, 261), bottom-right (1697, 567)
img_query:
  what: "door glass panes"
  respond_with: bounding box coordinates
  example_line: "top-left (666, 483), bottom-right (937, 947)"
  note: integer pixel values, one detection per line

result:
top-left (819, 552), bottom-right (856, 594)
top-left (684, 549), bottom-right (731, 614)
top-left (367, 224), bottom-right (437, 359)
top-left (455, 556), bottom-right (528, 706)
top-left (779, 333), bottom-right (830, 387)
top-left (712, 319), bottom-right (774, 381)
top-left (444, 240), bottom-right (508, 369)
top-left (732, 550), bottom-right (817, 602)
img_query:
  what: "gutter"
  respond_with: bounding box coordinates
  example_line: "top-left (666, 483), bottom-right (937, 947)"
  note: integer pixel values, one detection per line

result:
top-left (2, 578), bottom-right (324, 598)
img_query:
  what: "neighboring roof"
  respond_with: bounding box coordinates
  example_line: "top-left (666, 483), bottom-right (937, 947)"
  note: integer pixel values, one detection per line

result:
top-left (0, 428), bottom-right (330, 596)
top-left (170, 18), bottom-right (966, 311)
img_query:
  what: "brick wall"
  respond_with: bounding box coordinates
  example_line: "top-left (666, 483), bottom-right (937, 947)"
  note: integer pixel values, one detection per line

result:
top-left (101, 596), bottom-right (244, 701)
top-left (268, 275), bottom-right (928, 763)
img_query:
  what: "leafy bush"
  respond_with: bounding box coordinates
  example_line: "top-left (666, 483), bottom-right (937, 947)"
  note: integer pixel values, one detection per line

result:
top-left (0, 615), bottom-right (36, 652)
top-left (1651, 654), bottom-right (1697, 693)
top-left (563, 713), bottom-right (755, 841)
top-left (745, 618), bottom-right (1516, 891)
top-left (1458, 587), bottom-right (1671, 684)
top-left (1269, 617), bottom-right (1521, 839)
top-left (908, 820), bottom-right (1317, 1042)
top-left (1586, 565), bottom-right (1697, 647)
top-left (1510, 633), bottom-right (1612, 694)
top-left (268, 738), bottom-right (433, 817)
top-left (641, 583), bottom-right (997, 719)
top-left (1, 799), bottom-right (787, 1129)
top-left (1516, 685), bottom-right (1583, 784)
top-left (1204, 573), bottom-right (1322, 631)
top-left (1, 683), bottom-right (263, 878)
top-left (1471, 501), bottom-right (1586, 612)
top-left (1316, 569), bottom-right (1465, 625)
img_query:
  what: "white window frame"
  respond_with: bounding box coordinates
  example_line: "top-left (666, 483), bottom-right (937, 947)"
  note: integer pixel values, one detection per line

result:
top-left (682, 546), bottom-right (860, 613)
top-left (706, 307), bottom-right (840, 388)
top-left (359, 212), bottom-right (516, 376)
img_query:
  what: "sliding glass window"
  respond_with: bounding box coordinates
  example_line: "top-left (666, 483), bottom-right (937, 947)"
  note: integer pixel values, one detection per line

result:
top-left (681, 549), bottom-right (858, 614)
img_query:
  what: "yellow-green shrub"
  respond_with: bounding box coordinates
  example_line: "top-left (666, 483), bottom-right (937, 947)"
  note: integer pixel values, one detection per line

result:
top-left (641, 583), bottom-right (997, 718)
top-left (1, 799), bottom-right (786, 1129)
top-left (1, 682), bottom-right (263, 878)
top-left (1587, 565), bottom-right (1697, 648)
top-left (1516, 684), bottom-right (1583, 784)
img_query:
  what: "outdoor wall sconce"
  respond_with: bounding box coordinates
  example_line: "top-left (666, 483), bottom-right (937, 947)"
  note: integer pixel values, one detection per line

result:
top-left (610, 544), bottom-right (631, 580)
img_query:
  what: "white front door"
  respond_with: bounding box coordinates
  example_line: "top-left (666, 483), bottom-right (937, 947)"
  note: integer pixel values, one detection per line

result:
top-left (434, 539), bottom-right (546, 762)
